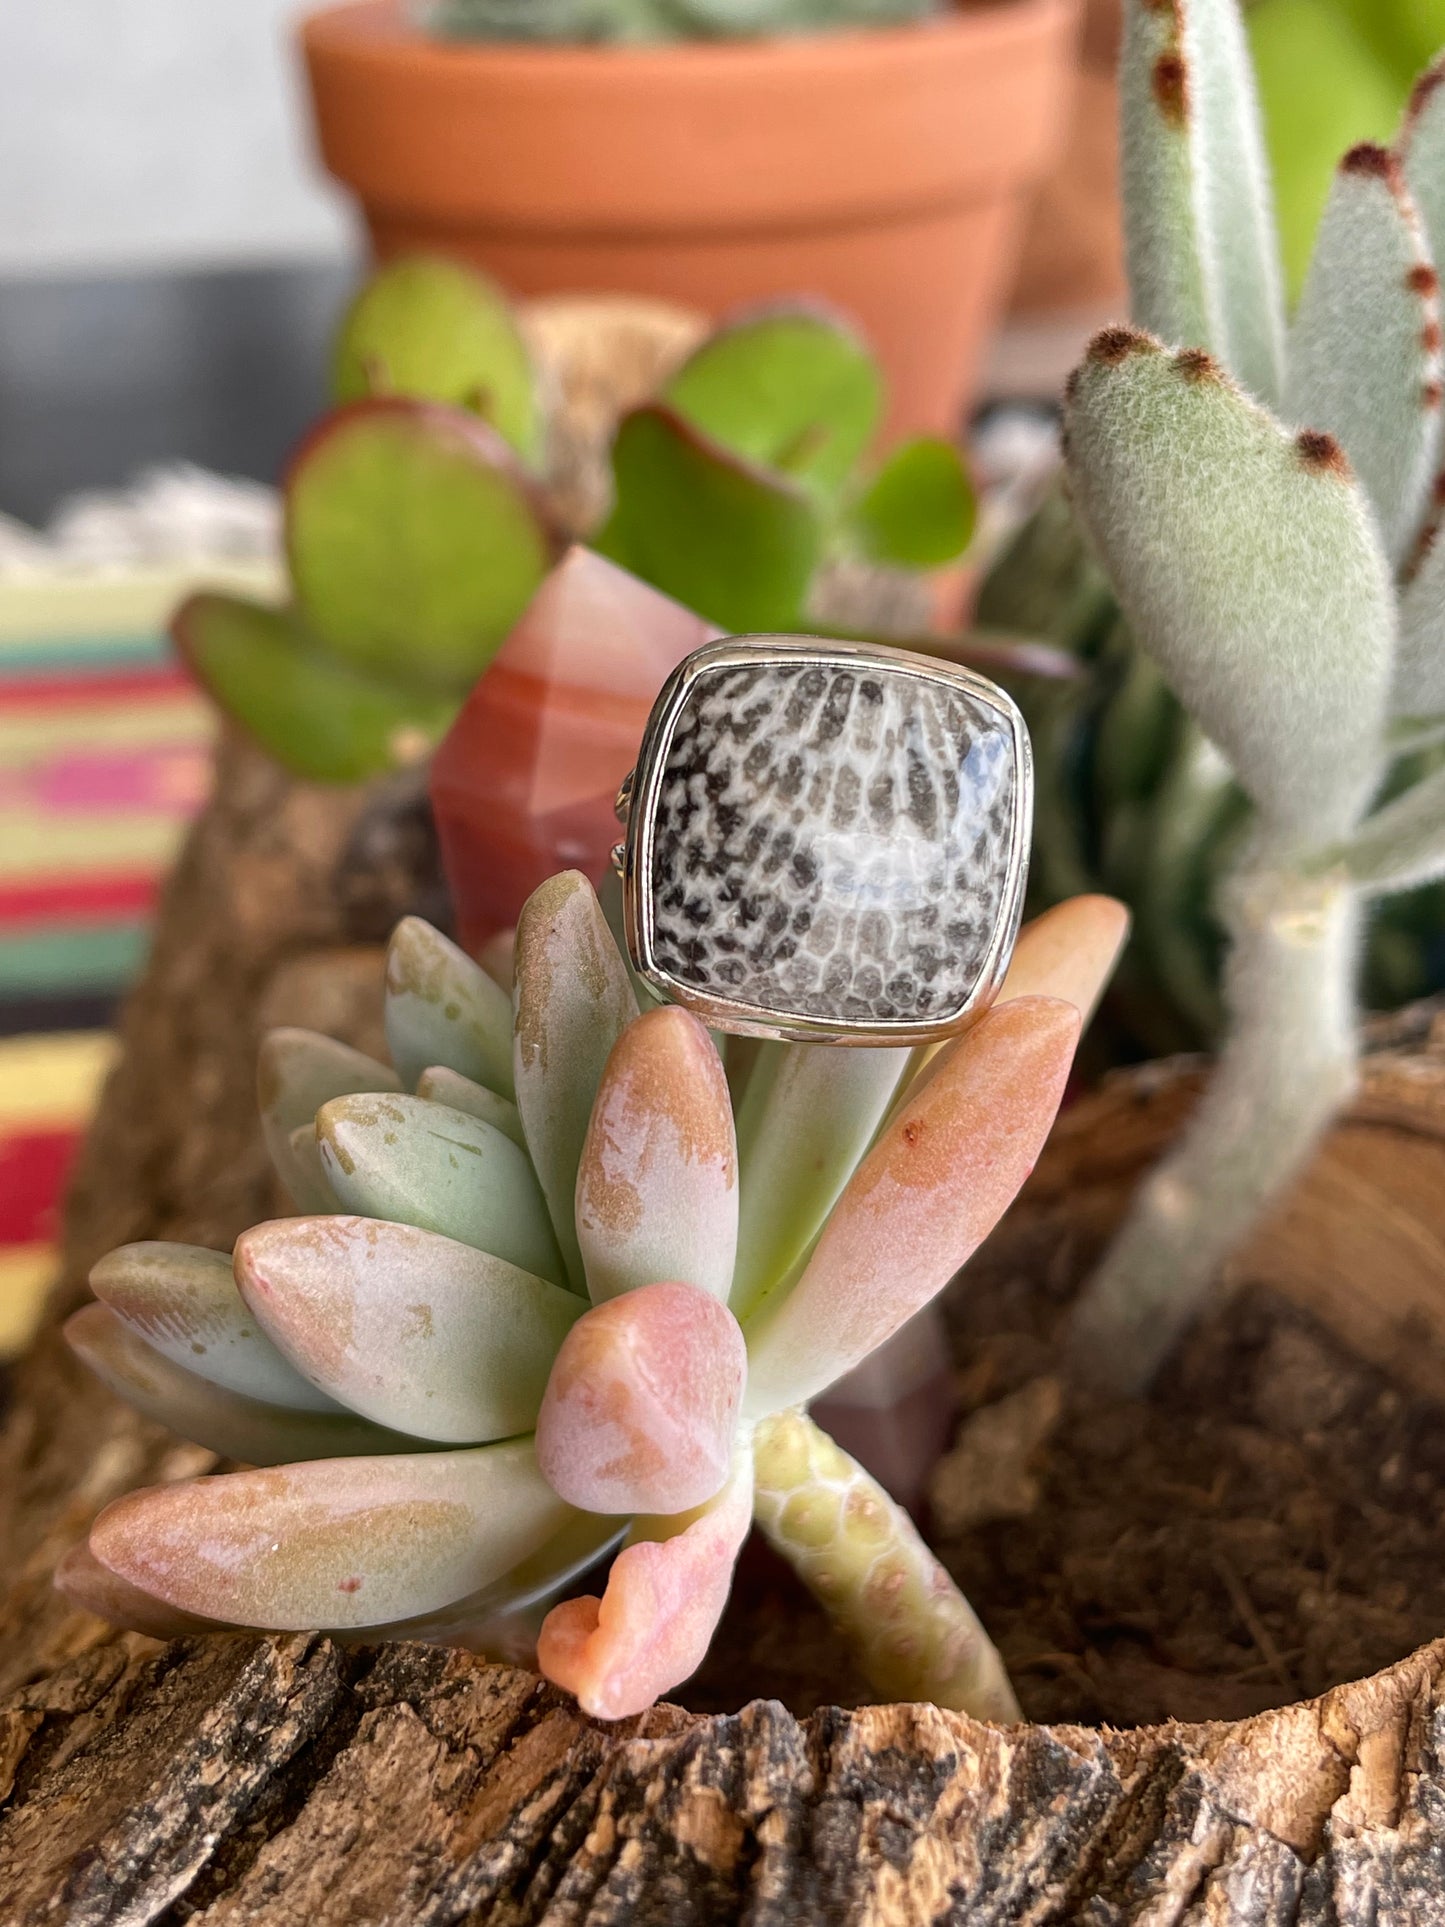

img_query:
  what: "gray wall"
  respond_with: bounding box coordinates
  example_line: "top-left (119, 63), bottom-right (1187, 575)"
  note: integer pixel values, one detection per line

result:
top-left (1, 0), bottom-right (354, 276)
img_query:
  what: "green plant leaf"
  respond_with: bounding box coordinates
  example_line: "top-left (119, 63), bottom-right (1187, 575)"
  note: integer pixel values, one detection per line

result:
top-left (1327, 757), bottom-right (1445, 893)
top-left (385, 915), bottom-right (515, 1098)
top-left (597, 406), bottom-right (823, 632)
top-left (286, 400), bottom-right (558, 691)
top-left (1284, 145), bottom-right (1442, 567)
top-left (1121, 0), bottom-right (1287, 407)
top-left (331, 255), bottom-right (541, 463)
top-left (660, 305), bottom-right (882, 498)
top-left (848, 437), bottom-right (976, 568)
top-left (1401, 59), bottom-right (1445, 276)
top-left (415, 1065), bottom-right (526, 1146)
top-left (317, 1093), bottom-right (566, 1286)
top-left (235, 1217), bottom-right (580, 1444)
top-left (173, 594), bottom-right (457, 784)
top-left (257, 1027), bottom-right (401, 1212)
top-left (1062, 330), bottom-right (1395, 840)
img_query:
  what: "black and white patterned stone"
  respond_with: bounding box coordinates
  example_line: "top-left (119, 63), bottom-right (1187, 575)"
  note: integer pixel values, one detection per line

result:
top-left (647, 660), bottom-right (1017, 1027)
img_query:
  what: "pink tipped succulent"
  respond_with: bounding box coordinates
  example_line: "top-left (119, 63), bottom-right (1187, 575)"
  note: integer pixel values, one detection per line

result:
top-left (62, 872), bottom-right (1125, 1721)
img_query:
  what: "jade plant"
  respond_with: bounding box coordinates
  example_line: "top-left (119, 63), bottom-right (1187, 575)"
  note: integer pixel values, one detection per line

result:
top-left (414, 0), bottom-right (938, 43)
top-left (1036, 5), bottom-right (1445, 1387)
top-left (60, 875), bottom-right (1124, 1720)
top-left (981, 4), bottom-right (1445, 1061)
top-left (179, 257), bottom-right (974, 783)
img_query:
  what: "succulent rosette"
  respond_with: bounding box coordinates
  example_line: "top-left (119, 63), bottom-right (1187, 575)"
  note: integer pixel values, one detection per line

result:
top-left (61, 872), bottom-right (1124, 1720)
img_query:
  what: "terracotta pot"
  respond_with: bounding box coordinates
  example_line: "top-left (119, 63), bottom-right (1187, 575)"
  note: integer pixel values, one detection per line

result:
top-left (299, 0), bottom-right (1083, 440)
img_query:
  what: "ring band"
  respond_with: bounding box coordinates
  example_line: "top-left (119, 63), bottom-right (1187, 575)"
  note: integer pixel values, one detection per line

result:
top-left (615, 636), bottom-right (1033, 1046)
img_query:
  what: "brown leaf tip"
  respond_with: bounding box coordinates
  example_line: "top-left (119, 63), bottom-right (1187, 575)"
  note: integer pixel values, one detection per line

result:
top-left (1407, 65), bottom-right (1445, 132)
top-left (1086, 326), bottom-right (1154, 369)
top-left (1152, 52), bottom-right (1189, 128)
top-left (1295, 430), bottom-right (1352, 479)
top-left (1341, 143), bottom-right (1402, 189)
top-left (1425, 381), bottom-right (1443, 413)
top-left (1424, 318), bottom-right (1444, 358)
top-left (1409, 263), bottom-right (1440, 300)
top-left (1173, 347), bottom-right (1221, 384)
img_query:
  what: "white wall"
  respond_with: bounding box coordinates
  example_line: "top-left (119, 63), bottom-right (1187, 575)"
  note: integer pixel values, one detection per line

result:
top-left (0, 0), bottom-right (356, 278)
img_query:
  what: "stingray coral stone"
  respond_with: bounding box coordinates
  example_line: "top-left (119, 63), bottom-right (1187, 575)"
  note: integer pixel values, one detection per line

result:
top-left (63, 872), bottom-right (1124, 1722)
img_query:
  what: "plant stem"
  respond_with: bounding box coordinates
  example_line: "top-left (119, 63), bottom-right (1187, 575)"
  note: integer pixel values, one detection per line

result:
top-left (1070, 848), bottom-right (1360, 1392)
top-left (750, 1408), bottom-right (1020, 1722)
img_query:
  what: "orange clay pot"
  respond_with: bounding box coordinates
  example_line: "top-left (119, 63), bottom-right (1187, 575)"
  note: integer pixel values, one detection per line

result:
top-left (299, 0), bottom-right (1082, 441)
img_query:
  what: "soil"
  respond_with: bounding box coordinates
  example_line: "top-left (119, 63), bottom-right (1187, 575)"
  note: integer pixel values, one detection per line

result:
top-left (681, 1229), bottom-right (1445, 1732)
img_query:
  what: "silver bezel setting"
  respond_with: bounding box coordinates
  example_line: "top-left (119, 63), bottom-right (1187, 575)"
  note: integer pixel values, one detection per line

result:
top-left (620, 636), bottom-right (1034, 1046)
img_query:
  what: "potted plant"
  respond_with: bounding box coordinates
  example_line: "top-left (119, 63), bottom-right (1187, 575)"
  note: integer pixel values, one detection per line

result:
top-left (297, 0), bottom-right (1083, 439)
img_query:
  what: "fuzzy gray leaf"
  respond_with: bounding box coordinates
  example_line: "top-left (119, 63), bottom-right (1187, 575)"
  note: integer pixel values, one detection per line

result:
top-left (1401, 62), bottom-right (1445, 289)
top-left (1395, 524), bottom-right (1445, 715)
top-left (1330, 760), bottom-right (1445, 894)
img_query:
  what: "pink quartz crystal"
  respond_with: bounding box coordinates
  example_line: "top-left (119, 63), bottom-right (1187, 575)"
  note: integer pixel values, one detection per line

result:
top-left (431, 546), bottom-right (715, 949)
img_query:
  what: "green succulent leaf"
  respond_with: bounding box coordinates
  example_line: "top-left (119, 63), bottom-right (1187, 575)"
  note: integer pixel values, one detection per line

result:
top-left (286, 400), bottom-right (557, 692)
top-left (331, 255), bottom-right (542, 463)
top-left (385, 916), bottom-right (515, 1098)
top-left (1401, 59), bottom-right (1445, 281)
top-left (86, 1439), bottom-right (570, 1631)
top-left (1284, 145), bottom-right (1442, 567)
top-left (660, 306), bottom-right (882, 499)
top-left (287, 1126), bottom-right (337, 1214)
top-left (415, 1066), bottom-right (526, 1146)
top-left (597, 405), bottom-right (824, 632)
top-left (317, 1093), bottom-right (565, 1285)
top-left (848, 437), bottom-right (976, 569)
top-left (258, 1028), bottom-right (401, 1212)
top-left (1120, 0), bottom-right (1286, 407)
top-left (173, 594), bottom-right (456, 784)
top-left (64, 1304), bottom-right (424, 1464)
top-left (235, 1218), bottom-right (580, 1444)
top-left (1062, 331), bottom-right (1395, 841)
top-left (90, 1242), bottom-right (343, 1413)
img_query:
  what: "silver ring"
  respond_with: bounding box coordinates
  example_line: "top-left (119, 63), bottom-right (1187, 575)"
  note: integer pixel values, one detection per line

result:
top-left (614, 636), bottom-right (1033, 1047)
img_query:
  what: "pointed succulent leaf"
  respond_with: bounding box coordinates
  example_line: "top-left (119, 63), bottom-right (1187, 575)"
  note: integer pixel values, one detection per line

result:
top-left (1401, 62), bottom-right (1445, 285)
top-left (415, 1065), bottom-right (526, 1146)
top-left (575, 1007), bottom-right (738, 1306)
top-left (56, 1543), bottom-right (230, 1640)
top-left (173, 595), bottom-right (457, 783)
top-left (331, 255), bottom-right (542, 463)
top-left (597, 405), bottom-right (824, 633)
top-left (287, 1125), bottom-right (337, 1213)
top-left (744, 997), bottom-right (1079, 1416)
top-left (537, 1455), bottom-right (754, 1720)
top-left (999, 894), bottom-right (1131, 1021)
top-left (1063, 331), bottom-right (1395, 840)
top-left (86, 1439), bottom-right (570, 1630)
top-left (64, 1304), bottom-right (423, 1464)
top-left (316, 1093), bottom-right (565, 1286)
top-left (90, 1242), bottom-right (342, 1413)
top-left (730, 1043), bottom-right (911, 1324)
top-left (286, 399), bottom-right (557, 692)
top-left (235, 1217), bottom-right (580, 1444)
top-left (385, 915), bottom-right (515, 1097)
top-left (848, 437), bottom-right (977, 569)
top-left (1327, 760), bottom-right (1445, 894)
top-left (258, 1028), bottom-right (400, 1211)
top-left (535, 1281), bottom-right (746, 1516)
top-left (1397, 522), bottom-right (1445, 714)
top-left (513, 872), bottom-right (639, 1291)
top-left (659, 305), bottom-right (882, 499)
top-left (1284, 146), bottom-right (1442, 567)
top-left (1120, 0), bottom-right (1286, 407)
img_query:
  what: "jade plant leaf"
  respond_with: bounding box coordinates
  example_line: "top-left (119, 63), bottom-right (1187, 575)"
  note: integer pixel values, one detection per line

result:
top-left (414, 1066), bottom-right (526, 1147)
top-left (64, 1304), bottom-right (421, 1465)
top-left (848, 437), bottom-right (977, 569)
top-left (258, 1028), bottom-right (400, 1214)
top-left (659, 305), bottom-right (882, 499)
top-left (535, 1281), bottom-right (747, 1516)
top-left (537, 1455), bottom-right (754, 1721)
top-left (1284, 145), bottom-right (1442, 566)
top-left (575, 1007), bottom-right (738, 1306)
top-left (90, 1242), bottom-right (342, 1413)
top-left (331, 255), bottom-right (542, 463)
top-left (743, 997), bottom-right (1080, 1416)
top-left (597, 405), bottom-right (823, 633)
top-left (84, 1439), bottom-right (570, 1630)
top-left (235, 1217), bottom-right (580, 1444)
top-left (1063, 330), bottom-right (1396, 839)
top-left (173, 595), bottom-right (456, 784)
top-left (285, 399), bottom-right (557, 692)
top-left (1120, 0), bottom-right (1286, 408)
top-left (385, 915), bottom-right (515, 1098)
top-left (513, 873), bottom-right (639, 1292)
top-left (317, 1094), bottom-right (565, 1285)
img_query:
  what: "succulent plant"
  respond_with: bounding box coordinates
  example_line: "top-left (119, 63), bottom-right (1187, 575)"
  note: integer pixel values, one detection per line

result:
top-left (180, 258), bottom-right (975, 784)
top-left (1025, 4), bottom-right (1445, 1387)
top-left (60, 873), bottom-right (1125, 1721)
top-left (414, 0), bottom-right (939, 45)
